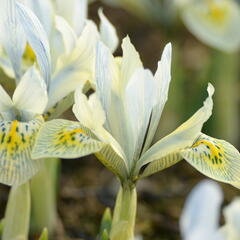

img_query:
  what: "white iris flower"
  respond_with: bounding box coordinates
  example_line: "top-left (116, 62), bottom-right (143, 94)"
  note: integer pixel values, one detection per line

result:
top-left (33, 37), bottom-right (240, 188)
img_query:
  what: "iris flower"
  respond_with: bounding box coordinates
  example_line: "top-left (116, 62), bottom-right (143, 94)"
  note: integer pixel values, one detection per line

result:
top-left (178, 0), bottom-right (240, 52)
top-left (0, 0), bottom-right (119, 186)
top-left (181, 180), bottom-right (240, 240)
top-left (33, 38), bottom-right (240, 239)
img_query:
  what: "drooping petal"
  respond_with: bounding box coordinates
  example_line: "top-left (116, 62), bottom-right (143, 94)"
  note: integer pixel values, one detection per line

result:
top-left (31, 119), bottom-right (104, 159)
top-left (13, 67), bottom-right (48, 116)
top-left (0, 0), bottom-right (26, 80)
top-left (0, 116), bottom-right (44, 186)
top-left (99, 8), bottom-right (119, 52)
top-left (125, 68), bottom-right (156, 160)
top-left (180, 180), bottom-right (223, 240)
top-left (16, 1), bottom-right (51, 84)
top-left (137, 83), bottom-right (214, 169)
top-left (55, 0), bottom-right (87, 36)
top-left (0, 85), bottom-right (13, 113)
top-left (142, 43), bottom-right (172, 153)
top-left (181, 133), bottom-right (240, 186)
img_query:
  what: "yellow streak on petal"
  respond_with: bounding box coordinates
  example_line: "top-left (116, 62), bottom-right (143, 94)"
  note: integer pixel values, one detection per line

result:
top-left (22, 43), bottom-right (36, 64)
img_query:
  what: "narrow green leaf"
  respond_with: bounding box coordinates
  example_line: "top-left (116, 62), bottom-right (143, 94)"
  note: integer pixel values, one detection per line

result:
top-left (99, 208), bottom-right (112, 237)
top-left (101, 229), bottom-right (109, 240)
top-left (38, 228), bottom-right (48, 240)
top-left (2, 182), bottom-right (30, 240)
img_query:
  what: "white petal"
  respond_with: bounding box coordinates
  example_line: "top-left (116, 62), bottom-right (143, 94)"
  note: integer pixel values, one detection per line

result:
top-left (180, 180), bottom-right (223, 240)
top-left (120, 36), bottom-right (143, 91)
top-left (16, 1), bottom-right (51, 84)
top-left (19, 0), bottom-right (54, 36)
top-left (13, 67), bottom-right (48, 115)
top-left (125, 68), bottom-right (156, 160)
top-left (0, 0), bottom-right (26, 80)
top-left (55, 15), bottom-right (77, 54)
top-left (143, 43), bottom-right (172, 152)
top-left (0, 85), bottom-right (13, 112)
top-left (55, 0), bottom-right (87, 36)
top-left (99, 9), bottom-right (119, 53)
top-left (138, 83), bottom-right (214, 168)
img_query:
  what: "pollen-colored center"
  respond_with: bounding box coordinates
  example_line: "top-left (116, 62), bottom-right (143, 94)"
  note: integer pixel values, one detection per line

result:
top-left (22, 43), bottom-right (36, 63)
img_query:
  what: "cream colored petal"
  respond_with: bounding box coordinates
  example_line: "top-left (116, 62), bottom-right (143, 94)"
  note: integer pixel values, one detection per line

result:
top-left (99, 8), bottom-right (119, 52)
top-left (13, 67), bottom-right (48, 115)
top-left (0, 85), bottom-right (13, 113)
top-left (138, 83), bottom-right (214, 169)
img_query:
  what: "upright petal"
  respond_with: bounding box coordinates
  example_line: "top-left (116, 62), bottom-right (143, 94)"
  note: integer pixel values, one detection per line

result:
top-left (16, 1), bottom-right (51, 84)
top-left (125, 68), bottom-right (156, 160)
top-left (180, 180), bottom-right (223, 240)
top-left (99, 9), bottom-right (119, 53)
top-left (13, 67), bottom-right (48, 116)
top-left (0, 116), bottom-right (44, 186)
top-left (0, 0), bottom-right (26, 80)
top-left (55, 0), bottom-right (87, 36)
top-left (142, 43), bottom-right (172, 152)
top-left (138, 83), bottom-right (214, 169)
top-left (120, 36), bottom-right (143, 92)
top-left (0, 85), bottom-right (13, 113)
top-left (19, 0), bottom-right (54, 36)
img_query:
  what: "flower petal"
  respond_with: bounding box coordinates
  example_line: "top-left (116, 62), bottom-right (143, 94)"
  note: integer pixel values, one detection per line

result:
top-left (55, 0), bottom-right (87, 36)
top-left (180, 180), bottom-right (223, 240)
top-left (181, 133), bottom-right (240, 186)
top-left (13, 67), bottom-right (48, 116)
top-left (0, 0), bottom-right (26, 80)
top-left (16, 1), bottom-right (51, 84)
top-left (0, 85), bottom-right (13, 113)
top-left (138, 83), bottom-right (214, 169)
top-left (142, 43), bottom-right (172, 152)
top-left (32, 119), bottom-right (105, 159)
top-left (0, 116), bottom-right (44, 186)
top-left (99, 8), bottom-right (119, 52)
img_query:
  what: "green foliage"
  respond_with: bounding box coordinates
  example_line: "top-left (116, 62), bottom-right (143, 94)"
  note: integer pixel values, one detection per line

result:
top-left (99, 208), bottom-right (112, 239)
top-left (38, 228), bottom-right (48, 240)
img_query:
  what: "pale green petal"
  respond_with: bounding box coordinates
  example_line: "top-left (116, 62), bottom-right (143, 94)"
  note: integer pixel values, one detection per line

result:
top-left (181, 133), bottom-right (240, 185)
top-left (13, 67), bottom-right (48, 116)
top-left (137, 83), bottom-right (214, 170)
top-left (142, 43), bottom-right (172, 152)
top-left (120, 36), bottom-right (143, 91)
top-left (32, 119), bottom-right (104, 159)
top-left (181, 0), bottom-right (240, 52)
top-left (0, 116), bottom-right (44, 186)
top-left (140, 152), bottom-right (182, 179)
top-left (0, 85), bottom-right (13, 113)
top-left (99, 9), bottom-right (119, 52)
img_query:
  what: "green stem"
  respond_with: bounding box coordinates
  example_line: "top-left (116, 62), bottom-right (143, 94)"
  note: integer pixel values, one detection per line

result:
top-left (110, 183), bottom-right (137, 240)
top-left (30, 158), bottom-right (60, 235)
top-left (2, 182), bottom-right (30, 240)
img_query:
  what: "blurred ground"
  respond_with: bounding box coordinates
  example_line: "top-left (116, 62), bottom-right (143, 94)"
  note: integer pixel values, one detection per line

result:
top-left (0, 1), bottom-right (239, 240)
